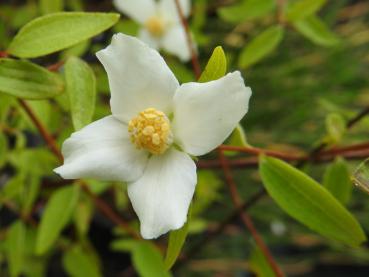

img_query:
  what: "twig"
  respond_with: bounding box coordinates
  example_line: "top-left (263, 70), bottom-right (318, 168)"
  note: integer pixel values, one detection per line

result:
top-left (298, 105), bottom-right (369, 167)
top-left (177, 188), bottom-right (266, 268)
top-left (198, 141), bottom-right (369, 169)
top-left (174, 0), bottom-right (201, 79)
top-left (218, 150), bottom-right (284, 277)
top-left (18, 99), bottom-right (64, 161)
top-left (219, 144), bottom-right (302, 160)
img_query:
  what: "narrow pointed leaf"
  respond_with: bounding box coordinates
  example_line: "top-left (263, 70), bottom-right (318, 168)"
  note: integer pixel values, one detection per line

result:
top-left (323, 157), bottom-right (352, 205)
top-left (164, 219), bottom-right (189, 270)
top-left (36, 185), bottom-right (80, 255)
top-left (65, 56), bottom-right (96, 130)
top-left (286, 0), bottom-right (326, 22)
top-left (218, 0), bottom-right (275, 23)
top-left (293, 15), bottom-right (340, 47)
top-left (6, 221), bottom-right (26, 277)
top-left (8, 12), bottom-right (120, 58)
top-left (259, 156), bottom-right (366, 246)
top-left (132, 242), bottom-right (171, 277)
top-left (0, 59), bottom-right (64, 99)
top-left (198, 46), bottom-right (226, 82)
top-left (239, 26), bottom-right (284, 69)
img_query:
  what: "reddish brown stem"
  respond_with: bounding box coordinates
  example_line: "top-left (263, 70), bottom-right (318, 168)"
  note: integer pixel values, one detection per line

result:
top-left (174, 0), bottom-right (201, 79)
top-left (18, 99), bottom-right (64, 162)
top-left (47, 61), bottom-right (65, 72)
top-left (218, 150), bottom-right (284, 277)
top-left (219, 144), bottom-right (302, 160)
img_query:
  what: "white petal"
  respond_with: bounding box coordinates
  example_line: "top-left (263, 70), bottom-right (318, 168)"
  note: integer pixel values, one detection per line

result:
top-left (54, 116), bottom-right (148, 182)
top-left (127, 148), bottom-right (196, 239)
top-left (138, 28), bottom-right (160, 50)
top-left (162, 25), bottom-right (191, 62)
top-left (159, 0), bottom-right (191, 22)
top-left (96, 34), bottom-right (179, 123)
top-left (172, 71), bottom-right (252, 156)
top-left (113, 0), bottom-right (156, 24)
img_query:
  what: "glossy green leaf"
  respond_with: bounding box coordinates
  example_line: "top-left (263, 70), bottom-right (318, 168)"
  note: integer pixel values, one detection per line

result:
top-left (39, 0), bottom-right (64, 14)
top-left (218, 0), bottom-right (275, 23)
top-left (63, 246), bottom-right (101, 277)
top-left (259, 156), bottom-right (366, 246)
top-left (286, 0), bottom-right (326, 22)
top-left (325, 113), bottom-right (346, 144)
top-left (323, 157), bottom-right (352, 205)
top-left (36, 185), bottom-right (80, 255)
top-left (65, 56), bottom-right (96, 130)
top-left (132, 242), bottom-right (171, 277)
top-left (239, 26), bottom-right (284, 69)
top-left (0, 59), bottom-right (64, 99)
top-left (6, 221), bottom-right (26, 277)
top-left (8, 12), bottom-right (120, 58)
top-left (293, 15), bottom-right (340, 47)
top-left (164, 218), bottom-right (189, 270)
top-left (198, 46), bottom-right (227, 82)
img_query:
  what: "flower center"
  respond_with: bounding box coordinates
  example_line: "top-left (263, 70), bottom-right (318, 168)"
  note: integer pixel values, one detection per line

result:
top-left (128, 108), bottom-right (173, 155)
top-left (145, 16), bottom-right (165, 37)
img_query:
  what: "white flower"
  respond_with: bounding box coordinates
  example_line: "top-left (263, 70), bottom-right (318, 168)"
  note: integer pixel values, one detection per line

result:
top-left (113, 0), bottom-right (192, 61)
top-left (54, 33), bottom-right (252, 239)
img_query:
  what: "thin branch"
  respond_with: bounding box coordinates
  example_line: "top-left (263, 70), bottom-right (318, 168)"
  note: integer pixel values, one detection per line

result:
top-left (218, 150), bottom-right (284, 277)
top-left (174, 0), bottom-right (201, 79)
top-left (179, 188), bottom-right (266, 267)
top-left (18, 99), bottom-right (64, 161)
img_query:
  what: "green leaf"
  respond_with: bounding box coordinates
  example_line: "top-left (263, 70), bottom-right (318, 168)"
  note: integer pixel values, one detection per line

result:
top-left (239, 26), bottom-right (284, 69)
top-left (0, 59), bottom-right (64, 99)
top-left (323, 157), bottom-right (352, 205)
top-left (6, 221), bottom-right (26, 277)
top-left (74, 198), bottom-right (93, 236)
top-left (286, 0), bottom-right (326, 22)
top-left (36, 185), bottom-right (80, 255)
top-left (293, 15), bottom-right (340, 47)
top-left (132, 242), bottom-right (171, 277)
top-left (8, 12), bottom-right (120, 58)
top-left (259, 156), bottom-right (366, 246)
top-left (218, 0), bottom-right (275, 23)
top-left (39, 0), bottom-right (64, 14)
top-left (198, 46), bottom-right (227, 82)
top-left (65, 56), bottom-right (96, 130)
top-left (62, 246), bottom-right (101, 277)
top-left (164, 219), bottom-right (189, 270)
top-left (325, 113), bottom-right (346, 144)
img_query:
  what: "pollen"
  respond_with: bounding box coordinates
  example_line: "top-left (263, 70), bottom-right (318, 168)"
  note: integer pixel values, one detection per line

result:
top-left (128, 108), bottom-right (173, 155)
top-left (145, 16), bottom-right (166, 37)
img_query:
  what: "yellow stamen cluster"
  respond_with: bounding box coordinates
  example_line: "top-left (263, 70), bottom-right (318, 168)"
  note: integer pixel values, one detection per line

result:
top-left (128, 108), bottom-right (173, 155)
top-left (145, 16), bottom-right (165, 37)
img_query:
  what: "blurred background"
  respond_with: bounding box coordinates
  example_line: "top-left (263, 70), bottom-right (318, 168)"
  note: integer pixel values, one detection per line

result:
top-left (1, 0), bottom-right (369, 276)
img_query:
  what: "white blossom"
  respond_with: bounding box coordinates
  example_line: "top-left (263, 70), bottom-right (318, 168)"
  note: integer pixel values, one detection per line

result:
top-left (113, 0), bottom-right (192, 61)
top-left (54, 34), bottom-right (252, 239)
